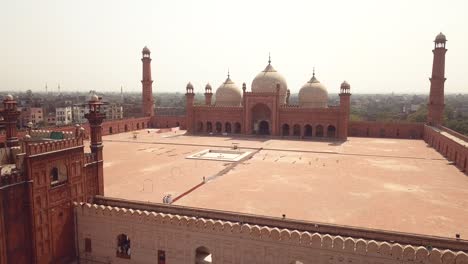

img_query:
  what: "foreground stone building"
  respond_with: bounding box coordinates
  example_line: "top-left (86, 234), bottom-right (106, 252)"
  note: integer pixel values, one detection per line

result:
top-left (0, 33), bottom-right (467, 263)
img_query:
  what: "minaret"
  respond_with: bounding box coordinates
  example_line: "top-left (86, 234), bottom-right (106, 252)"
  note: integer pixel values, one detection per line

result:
top-left (84, 94), bottom-right (106, 195)
top-left (427, 32), bottom-right (447, 126)
top-left (338, 81), bottom-right (351, 140)
top-left (185, 82), bottom-right (195, 133)
top-left (120, 85), bottom-right (124, 102)
top-left (141, 46), bottom-right (154, 117)
top-left (204, 83), bottom-right (213, 105)
top-left (0, 95), bottom-right (21, 148)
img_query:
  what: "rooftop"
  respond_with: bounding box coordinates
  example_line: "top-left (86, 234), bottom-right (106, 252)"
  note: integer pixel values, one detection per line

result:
top-left (100, 130), bottom-right (468, 238)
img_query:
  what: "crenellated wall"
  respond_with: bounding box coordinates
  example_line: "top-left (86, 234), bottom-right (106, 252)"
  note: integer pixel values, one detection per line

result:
top-left (424, 125), bottom-right (468, 174)
top-left (25, 137), bottom-right (83, 156)
top-left (75, 202), bottom-right (468, 264)
top-left (348, 121), bottom-right (425, 139)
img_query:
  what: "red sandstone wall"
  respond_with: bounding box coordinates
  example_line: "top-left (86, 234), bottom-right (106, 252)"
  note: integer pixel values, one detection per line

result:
top-left (0, 182), bottom-right (33, 264)
top-left (153, 115), bottom-right (186, 130)
top-left (424, 125), bottom-right (468, 174)
top-left (348, 121), bottom-right (424, 139)
top-left (25, 140), bottom-right (101, 263)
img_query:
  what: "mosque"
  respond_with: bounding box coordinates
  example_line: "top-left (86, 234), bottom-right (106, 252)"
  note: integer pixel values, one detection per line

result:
top-left (183, 58), bottom-right (350, 140)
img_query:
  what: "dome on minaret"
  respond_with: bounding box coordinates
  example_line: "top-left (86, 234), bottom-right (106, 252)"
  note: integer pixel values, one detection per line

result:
top-left (89, 94), bottom-right (99, 102)
top-left (186, 82), bottom-right (194, 90)
top-left (142, 46), bottom-right (151, 54)
top-left (251, 57), bottom-right (288, 104)
top-left (298, 73), bottom-right (328, 108)
top-left (435, 32), bottom-right (447, 43)
top-left (215, 74), bottom-right (242, 106)
top-left (205, 83), bottom-right (212, 91)
top-left (341, 81), bottom-right (350, 89)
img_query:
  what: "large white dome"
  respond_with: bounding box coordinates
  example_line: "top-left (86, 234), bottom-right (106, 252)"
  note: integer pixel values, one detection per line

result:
top-left (251, 63), bottom-right (288, 104)
top-left (298, 74), bottom-right (328, 108)
top-left (215, 76), bottom-right (242, 106)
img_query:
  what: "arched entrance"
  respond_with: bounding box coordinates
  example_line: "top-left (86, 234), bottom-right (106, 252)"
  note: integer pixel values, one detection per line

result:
top-left (304, 124), bottom-right (312, 137)
top-left (282, 124), bottom-right (290, 136)
top-left (195, 246), bottom-right (212, 263)
top-left (251, 103), bottom-right (271, 135)
top-left (258, 121), bottom-right (269, 135)
top-left (327, 125), bottom-right (336, 138)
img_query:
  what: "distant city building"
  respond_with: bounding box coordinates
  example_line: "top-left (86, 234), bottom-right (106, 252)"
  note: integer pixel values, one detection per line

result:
top-left (46, 112), bottom-right (56, 126)
top-left (72, 104), bottom-right (89, 124)
top-left (30, 107), bottom-right (44, 125)
top-left (18, 107), bottom-right (44, 127)
top-left (103, 103), bottom-right (123, 120)
top-left (56, 106), bottom-right (72, 125)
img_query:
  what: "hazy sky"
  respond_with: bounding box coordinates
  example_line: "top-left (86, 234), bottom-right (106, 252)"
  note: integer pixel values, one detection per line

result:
top-left (1, 0), bottom-right (467, 94)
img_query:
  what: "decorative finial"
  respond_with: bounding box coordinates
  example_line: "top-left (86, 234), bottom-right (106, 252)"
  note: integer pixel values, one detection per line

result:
top-left (227, 68), bottom-right (230, 79)
top-left (313, 67), bottom-right (315, 77)
top-left (268, 52), bottom-right (271, 65)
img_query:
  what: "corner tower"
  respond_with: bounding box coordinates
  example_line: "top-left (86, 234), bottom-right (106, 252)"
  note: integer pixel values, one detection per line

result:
top-left (427, 33), bottom-right (447, 126)
top-left (141, 46), bottom-right (154, 117)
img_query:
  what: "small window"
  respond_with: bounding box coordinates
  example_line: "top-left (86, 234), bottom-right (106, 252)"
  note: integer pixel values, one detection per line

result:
top-left (116, 234), bottom-right (131, 259)
top-left (50, 164), bottom-right (68, 187)
top-left (85, 238), bottom-right (92, 253)
top-left (158, 250), bottom-right (166, 264)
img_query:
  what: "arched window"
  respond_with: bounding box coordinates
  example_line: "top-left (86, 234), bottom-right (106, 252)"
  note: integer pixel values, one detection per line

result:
top-left (282, 124), bottom-right (290, 136)
top-left (142, 122), bottom-right (145, 129)
top-left (137, 123), bottom-right (140, 129)
top-left (293, 124), bottom-right (301, 136)
top-left (316, 125), bottom-right (324, 137)
top-left (215, 122), bottom-right (222, 133)
top-left (125, 124), bottom-right (128, 132)
top-left (225, 122), bottom-right (232, 133)
top-left (234, 122), bottom-right (241, 134)
top-left (206, 122), bottom-right (213, 133)
top-left (50, 164), bottom-right (67, 186)
top-left (176, 122), bottom-right (180, 127)
top-left (109, 127), bottom-right (113, 134)
top-left (116, 234), bottom-right (131, 259)
top-left (195, 246), bottom-right (212, 263)
top-left (327, 125), bottom-right (336, 138)
top-left (304, 124), bottom-right (312, 137)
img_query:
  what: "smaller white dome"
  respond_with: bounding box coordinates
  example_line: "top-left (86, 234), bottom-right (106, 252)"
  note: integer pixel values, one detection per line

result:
top-left (298, 75), bottom-right (328, 108)
top-left (89, 94), bottom-right (99, 102)
top-left (4, 94), bottom-right (13, 101)
top-left (215, 77), bottom-right (242, 106)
